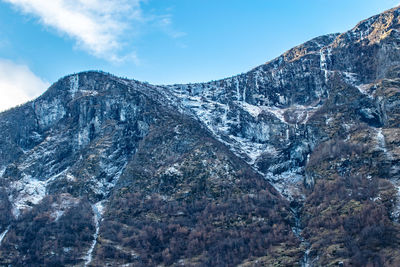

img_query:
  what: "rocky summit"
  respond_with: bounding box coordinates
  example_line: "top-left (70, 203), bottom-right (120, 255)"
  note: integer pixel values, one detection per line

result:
top-left (1, 6), bottom-right (400, 267)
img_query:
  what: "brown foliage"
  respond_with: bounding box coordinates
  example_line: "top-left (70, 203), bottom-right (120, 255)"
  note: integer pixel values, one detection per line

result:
top-left (307, 139), bottom-right (365, 169)
top-left (100, 188), bottom-right (299, 266)
top-left (302, 175), bottom-right (400, 266)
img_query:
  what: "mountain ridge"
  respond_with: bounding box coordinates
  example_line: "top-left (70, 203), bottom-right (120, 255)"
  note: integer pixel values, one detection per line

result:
top-left (1, 6), bottom-right (400, 266)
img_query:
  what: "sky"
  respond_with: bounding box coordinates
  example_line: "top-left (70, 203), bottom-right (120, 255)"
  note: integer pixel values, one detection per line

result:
top-left (0, 0), bottom-right (399, 111)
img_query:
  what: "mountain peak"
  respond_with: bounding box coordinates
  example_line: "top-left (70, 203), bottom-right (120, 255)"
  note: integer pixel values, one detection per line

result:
top-left (1, 6), bottom-right (400, 267)
top-left (333, 6), bottom-right (400, 47)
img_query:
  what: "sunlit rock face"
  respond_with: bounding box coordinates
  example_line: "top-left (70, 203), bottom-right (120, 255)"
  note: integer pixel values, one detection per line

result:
top-left (1, 7), bottom-right (400, 267)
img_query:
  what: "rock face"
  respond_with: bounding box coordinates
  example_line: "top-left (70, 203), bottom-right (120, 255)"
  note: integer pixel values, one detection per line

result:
top-left (1, 6), bottom-right (400, 267)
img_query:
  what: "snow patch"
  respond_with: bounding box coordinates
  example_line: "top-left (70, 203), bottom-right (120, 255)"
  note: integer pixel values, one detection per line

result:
top-left (63, 247), bottom-right (72, 253)
top-left (235, 77), bottom-right (240, 101)
top-left (70, 75), bottom-right (79, 98)
top-left (265, 107), bottom-right (287, 123)
top-left (265, 168), bottom-right (304, 202)
top-left (65, 173), bottom-right (77, 182)
top-left (9, 175), bottom-right (47, 218)
top-left (78, 127), bottom-right (90, 148)
top-left (376, 128), bottom-right (387, 153)
top-left (301, 247), bottom-right (312, 267)
top-left (35, 98), bottom-right (66, 128)
top-left (164, 76), bottom-right (318, 202)
top-left (350, 16), bottom-right (374, 41)
top-left (120, 107), bottom-right (126, 121)
top-left (0, 225), bottom-right (10, 245)
top-left (242, 102), bottom-right (319, 124)
top-left (94, 200), bottom-right (106, 217)
top-left (375, 128), bottom-right (393, 160)
top-left (165, 165), bottom-right (182, 176)
top-left (50, 194), bottom-right (80, 222)
top-left (253, 69), bottom-right (262, 89)
top-left (342, 72), bottom-right (374, 98)
top-left (320, 47), bottom-right (332, 82)
top-left (9, 168), bottom-right (69, 218)
top-left (84, 201), bottom-right (104, 266)
top-left (80, 90), bottom-right (99, 97)
top-left (392, 182), bottom-right (400, 222)
top-left (241, 102), bottom-right (262, 118)
top-left (374, 129), bottom-right (399, 221)
top-left (0, 166), bottom-right (6, 177)
top-left (91, 159), bottom-right (127, 197)
top-left (227, 135), bottom-right (267, 164)
top-left (244, 122), bottom-right (271, 143)
top-left (357, 84), bottom-right (372, 96)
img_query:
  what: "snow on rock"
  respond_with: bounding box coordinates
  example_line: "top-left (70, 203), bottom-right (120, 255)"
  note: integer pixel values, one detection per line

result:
top-left (80, 90), bottom-right (99, 97)
top-left (301, 247), bottom-right (313, 267)
top-left (376, 128), bottom-right (387, 152)
top-left (375, 128), bottom-right (394, 161)
top-left (0, 166), bottom-right (6, 178)
top-left (244, 122), bottom-right (271, 143)
top-left (241, 102), bottom-right (263, 118)
top-left (164, 165), bottom-right (183, 176)
top-left (264, 107), bottom-right (287, 123)
top-left (357, 84), bottom-right (373, 96)
top-left (163, 77), bottom-right (322, 201)
top-left (349, 16), bottom-right (374, 41)
top-left (94, 200), bottom-right (106, 216)
top-left (50, 194), bottom-right (80, 222)
top-left (19, 134), bottom-right (65, 171)
top-left (78, 127), bottom-right (90, 148)
top-left (120, 107), bottom-right (126, 122)
top-left (8, 168), bottom-right (69, 218)
top-left (84, 201), bottom-right (104, 266)
top-left (9, 175), bottom-right (47, 218)
top-left (91, 158), bottom-right (128, 198)
top-left (0, 225), bottom-right (10, 245)
top-left (226, 135), bottom-right (268, 165)
top-left (70, 74), bottom-right (79, 98)
top-left (320, 47), bottom-right (332, 83)
top-left (392, 182), bottom-right (400, 222)
top-left (266, 168), bottom-right (305, 202)
top-left (374, 128), bottom-right (399, 221)
top-left (34, 98), bottom-right (66, 129)
top-left (65, 173), bottom-right (77, 182)
top-left (342, 71), bottom-right (374, 98)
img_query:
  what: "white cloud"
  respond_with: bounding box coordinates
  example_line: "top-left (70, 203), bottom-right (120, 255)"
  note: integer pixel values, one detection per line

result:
top-left (0, 59), bottom-right (49, 112)
top-left (3, 0), bottom-right (143, 62)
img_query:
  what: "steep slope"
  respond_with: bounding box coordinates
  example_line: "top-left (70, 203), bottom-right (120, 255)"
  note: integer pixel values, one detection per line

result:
top-left (91, 109), bottom-right (300, 266)
top-left (0, 72), bottom-right (300, 266)
top-left (161, 7), bottom-right (400, 266)
top-left (0, 6), bottom-right (400, 267)
top-left (162, 7), bottom-right (400, 201)
top-left (163, 33), bottom-right (339, 201)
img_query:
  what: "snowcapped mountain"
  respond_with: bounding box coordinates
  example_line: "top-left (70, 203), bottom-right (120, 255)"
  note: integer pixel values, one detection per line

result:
top-left (1, 6), bottom-right (400, 267)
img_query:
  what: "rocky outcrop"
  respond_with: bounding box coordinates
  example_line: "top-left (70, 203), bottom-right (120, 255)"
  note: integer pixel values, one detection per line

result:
top-left (0, 72), bottom-right (301, 266)
top-left (1, 6), bottom-right (400, 267)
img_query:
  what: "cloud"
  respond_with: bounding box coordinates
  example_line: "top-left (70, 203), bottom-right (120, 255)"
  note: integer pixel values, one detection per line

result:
top-left (2, 0), bottom-right (143, 62)
top-left (0, 58), bottom-right (49, 112)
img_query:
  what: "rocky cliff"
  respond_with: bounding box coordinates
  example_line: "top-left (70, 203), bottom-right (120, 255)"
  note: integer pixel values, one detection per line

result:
top-left (1, 6), bottom-right (400, 267)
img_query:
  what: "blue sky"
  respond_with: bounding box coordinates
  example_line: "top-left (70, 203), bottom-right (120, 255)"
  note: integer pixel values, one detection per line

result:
top-left (0, 0), bottom-right (399, 111)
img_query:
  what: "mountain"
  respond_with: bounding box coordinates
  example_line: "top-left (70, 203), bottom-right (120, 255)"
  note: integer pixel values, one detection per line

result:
top-left (1, 6), bottom-right (400, 267)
